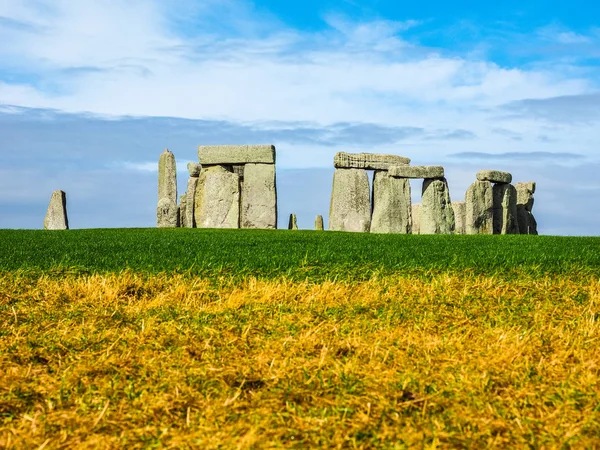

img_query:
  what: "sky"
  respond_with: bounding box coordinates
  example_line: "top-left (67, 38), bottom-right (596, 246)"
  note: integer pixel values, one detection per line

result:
top-left (0, 0), bottom-right (599, 234)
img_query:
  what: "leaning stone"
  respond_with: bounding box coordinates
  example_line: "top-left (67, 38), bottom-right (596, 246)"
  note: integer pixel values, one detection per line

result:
top-left (389, 165), bottom-right (444, 179)
top-left (371, 170), bottom-right (412, 234)
top-left (44, 190), bottom-right (69, 230)
top-left (493, 184), bottom-right (519, 234)
top-left (198, 145), bottom-right (275, 165)
top-left (187, 162), bottom-right (201, 177)
top-left (157, 198), bottom-right (179, 228)
top-left (288, 214), bottom-right (298, 230)
top-left (179, 194), bottom-right (187, 228)
top-left (452, 201), bottom-right (466, 235)
top-left (241, 163), bottom-right (277, 229)
top-left (476, 170), bottom-right (512, 184)
top-left (315, 215), bottom-right (324, 231)
top-left (185, 177), bottom-right (199, 228)
top-left (334, 152), bottom-right (410, 170)
top-left (421, 178), bottom-right (455, 234)
top-left (328, 168), bottom-right (371, 232)
top-left (515, 182), bottom-right (537, 234)
top-left (412, 204), bottom-right (421, 235)
top-left (158, 149), bottom-right (177, 204)
top-left (465, 181), bottom-right (494, 234)
top-left (194, 165), bottom-right (240, 229)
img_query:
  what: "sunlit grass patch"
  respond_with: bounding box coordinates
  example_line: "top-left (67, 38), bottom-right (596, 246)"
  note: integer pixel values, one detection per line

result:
top-left (1, 271), bottom-right (599, 448)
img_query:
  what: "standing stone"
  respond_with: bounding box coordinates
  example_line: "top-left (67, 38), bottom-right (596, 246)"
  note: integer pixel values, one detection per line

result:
top-left (288, 214), bottom-right (298, 230)
top-left (186, 177), bottom-right (199, 228)
top-left (515, 182), bottom-right (538, 235)
top-left (421, 178), bottom-right (455, 235)
top-left (179, 194), bottom-right (187, 228)
top-left (241, 163), bottom-right (277, 229)
top-left (44, 190), bottom-right (69, 230)
top-left (465, 181), bottom-right (494, 235)
top-left (452, 201), bottom-right (467, 235)
top-left (194, 166), bottom-right (240, 229)
top-left (315, 215), bottom-right (324, 230)
top-left (329, 168), bottom-right (371, 232)
top-left (493, 184), bottom-right (520, 234)
top-left (157, 198), bottom-right (179, 228)
top-left (371, 170), bottom-right (412, 234)
top-left (158, 149), bottom-right (177, 205)
top-left (412, 204), bottom-right (421, 235)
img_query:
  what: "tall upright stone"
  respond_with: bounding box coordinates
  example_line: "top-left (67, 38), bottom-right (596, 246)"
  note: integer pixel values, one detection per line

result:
top-left (420, 178), bottom-right (455, 235)
top-left (157, 149), bottom-right (178, 228)
top-left (329, 168), bottom-right (371, 232)
top-left (288, 214), bottom-right (298, 230)
top-left (452, 201), bottom-right (467, 235)
top-left (515, 182), bottom-right (538, 235)
top-left (186, 177), bottom-right (199, 229)
top-left (179, 194), bottom-right (187, 228)
top-left (493, 184), bottom-right (520, 234)
top-left (315, 215), bottom-right (324, 230)
top-left (371, 170), bottom-right (412, 234)
top-left (412, 204), bottom-right (421, 235)
top-left (44, 190), bottom-right (69, 230)
top-left (194, 166), bottom-right (240, 229)
top-left (241, 163), bottom-right (277, 229)
top-left (465, 181), bottom-right (494, 235)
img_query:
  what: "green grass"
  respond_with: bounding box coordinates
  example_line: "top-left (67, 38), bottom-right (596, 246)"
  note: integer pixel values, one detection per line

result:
top-left (1, 229), bottom-right (599, 279)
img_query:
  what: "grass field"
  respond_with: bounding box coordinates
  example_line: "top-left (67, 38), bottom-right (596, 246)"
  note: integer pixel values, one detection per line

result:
top-left (1, 229), bottom-right (600, 448)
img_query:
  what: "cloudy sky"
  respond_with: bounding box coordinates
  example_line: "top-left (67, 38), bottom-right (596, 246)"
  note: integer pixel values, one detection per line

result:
top-left (1, 0), bottom-right (599, 234)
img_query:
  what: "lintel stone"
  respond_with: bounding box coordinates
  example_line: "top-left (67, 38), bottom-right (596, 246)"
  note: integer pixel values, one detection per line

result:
top-left (476, 170), bottom-right (512, 184)
top-left (389, 165), bottom-right (444, 179)
top-left (198, 145), bottom-right (275, 165)
top-left (334, 152), bottom-right (410, 170)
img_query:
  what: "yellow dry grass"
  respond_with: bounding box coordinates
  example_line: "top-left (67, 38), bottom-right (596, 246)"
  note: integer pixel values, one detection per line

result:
top-left (1, 272), bottom-right (600, 449)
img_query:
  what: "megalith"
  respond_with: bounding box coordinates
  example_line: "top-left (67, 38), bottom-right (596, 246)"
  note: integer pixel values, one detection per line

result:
top-left (194, 166), bottom-right (240, 229)
top-left (315, 215), bottom-right (324, 230)
top-left (412, 204), bottom-right (421, 235)
top-left (157, 149), bottom-right (178, 228)
top-left (186, 177), bottom-right (199, 229)
top-left (420, 178), bottom-right (455, 235)
top-left (179, 194), bottom-right (187, 228)
top-left (329, 168), bottom-right (371, 232)
top-left (477, 170), bottom-right (512, 184)
top-left (371, 170), bottom-right (412, 234)
top-left (515, 182), bottom-right (538, 235)
top-left (241, 163), bottom-right (277, 229)
top-left (334, 152), bottom-right (410, 170)
top-left (452, 201), bottom-right (467, 235)
top-left (44, 190), bottom-right (69, 230)
top-left (465, 181), bottom-right (494, 234)
top-left (493, 184), bottom-right (520, 234)
top-left (288, 214), bottom-right (298, 230)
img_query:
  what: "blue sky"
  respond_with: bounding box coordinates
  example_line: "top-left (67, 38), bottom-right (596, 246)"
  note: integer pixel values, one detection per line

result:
top-left (0, 0), bottom-right (599, 234)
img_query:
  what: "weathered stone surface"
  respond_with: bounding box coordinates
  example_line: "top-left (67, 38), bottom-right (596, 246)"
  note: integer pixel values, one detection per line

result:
top-left (194, 165), bottom-right (240, 229)
top-left (493, 184), bottom-right (520, 234)
top-left (421, 178), bottom-right (455, 234)
top-left (334, 152), bottom-right (411, 170)
top-left (465, 181), bottom-right (494, 234)
top-left (412, 204), bottom-right (421, 235)
top-left (452, 201), bottom-right (466, 235)
top-left (370, 170), bottom-right (412, 234)
top-left (516, 182), bottom-right (538, 235)
top-left (232, 165), bottom-right (245, 180)
top-left (158, 149), bottom-right (177, 204)
top-left (198, 145), bottom-right (275, 165)
top-left (389, 165), bottom-right (444, 179)
top-left (476, 170), bottom-right (512, 184)
top-left (179, 194), bottom-right (187, 228)
top-left (187, 162), bottom-right (201, 177)
top-left (328, 168), bottom-right (371, 232)
top-left (185, 177), bottom-right (199, 228)
top-left (315, 215), bottom-right (324, 230)
top-left (157, 198), bottom-right (179, 228)
top-left (241, 163), bottom-right (277, 229)
top-left (288, 214), bottom-right (298, 230)
top-left (44, 190), bottom-right (69, 230)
